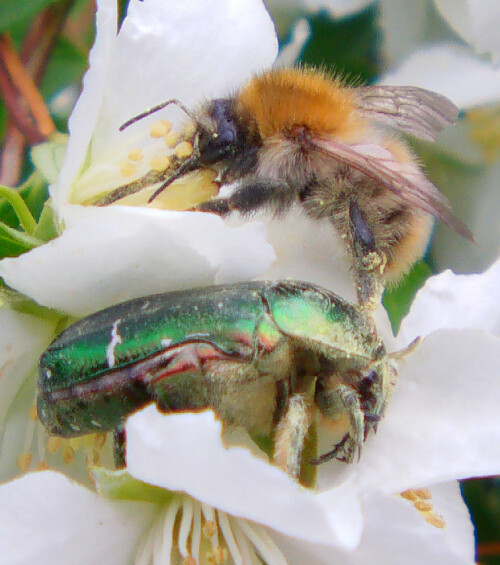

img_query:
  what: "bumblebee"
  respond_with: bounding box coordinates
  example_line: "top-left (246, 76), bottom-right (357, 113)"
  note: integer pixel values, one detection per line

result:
top-left (96, 68), bottom-right (471, 309)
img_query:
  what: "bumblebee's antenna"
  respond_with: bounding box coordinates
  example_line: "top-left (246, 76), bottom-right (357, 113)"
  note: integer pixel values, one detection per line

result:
top-left (119, 99), bottom-right (195, 131)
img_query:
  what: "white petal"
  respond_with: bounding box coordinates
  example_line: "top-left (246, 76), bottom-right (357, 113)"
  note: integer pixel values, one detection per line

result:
top-left (91, 0), bottom-right (278, 160)
top-left (434, 0), bottom-right (500, 61)
top-left (354, 330), bottom-right (500, 493)
top-left (429, 482), bottom-right (475, 563)
top-left (0, 471), bottom-right (154, 565)
top-left (398, 258), bottom-right (500, 344)
top-left (257, 210), bottom-right (355, 302)
top-left (0, 310), bottom-right (55, 433)
top-left (380, 43), bottom-right (500, 108)
top-left (271, 487), bottom-right (474, 564)
top-left (52, 0), bottom-right (118, 214)
top-left (126, 407), bottom-right (364, 549)
top-left (0, 206), bottom-right (274, 316)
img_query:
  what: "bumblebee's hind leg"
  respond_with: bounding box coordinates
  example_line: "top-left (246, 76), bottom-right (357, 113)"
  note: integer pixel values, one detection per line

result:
top-left (348, 200), bottom-right (386, 313)
top-left (273, 394), bottom-right (312, 480)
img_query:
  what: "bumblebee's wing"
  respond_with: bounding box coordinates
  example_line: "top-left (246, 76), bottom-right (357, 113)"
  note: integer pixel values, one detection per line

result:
top-left (357, 86), bottom-right (459, 141)
top-left (313, 137), bottom-right (472, 239)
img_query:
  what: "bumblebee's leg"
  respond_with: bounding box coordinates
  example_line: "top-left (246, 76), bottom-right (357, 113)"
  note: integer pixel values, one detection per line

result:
top-left (113, 424), bottom-right (126, 468)
top-left (348, 200), bottom-right (386, 312)
top-left (194, 180), bottom-right (291, 216)
top-left (273, 393), bottom-right (312, 480)
top-left (313, 380), bottom-right (364, 464)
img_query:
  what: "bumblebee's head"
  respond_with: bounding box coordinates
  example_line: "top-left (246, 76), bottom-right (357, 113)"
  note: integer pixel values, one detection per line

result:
top-left (196, 98), bottom-right (253, 165)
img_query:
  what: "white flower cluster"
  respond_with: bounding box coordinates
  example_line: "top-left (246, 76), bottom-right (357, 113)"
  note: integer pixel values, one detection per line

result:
top-left (0, 1), bottom-right (499, 563)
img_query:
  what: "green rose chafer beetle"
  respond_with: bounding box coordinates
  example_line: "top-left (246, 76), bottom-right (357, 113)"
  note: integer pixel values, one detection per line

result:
top-left (38, 279), bottom-right (397, 480)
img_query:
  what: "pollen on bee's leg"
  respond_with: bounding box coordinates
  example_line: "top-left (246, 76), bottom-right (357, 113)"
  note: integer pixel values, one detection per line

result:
top-left (127, 148), bottom-right (144, 162)
top-left (175, 141), bottom-right (194, 159)
top-left (164, 132), bottom-right (180, 148)
top-left (151, 154), bottom-right (172, 172)
top-left (119, 161), bottom-right (136, 177)
top-left (150, 120), bottom-right (172, 138)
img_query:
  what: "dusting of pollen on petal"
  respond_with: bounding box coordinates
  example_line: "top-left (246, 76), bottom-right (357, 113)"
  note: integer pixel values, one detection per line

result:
top-left (400, 488), bottom-right (447, 529)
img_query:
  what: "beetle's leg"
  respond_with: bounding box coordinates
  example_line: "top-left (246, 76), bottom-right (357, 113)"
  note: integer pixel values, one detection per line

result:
top-left (314, 381), bottom-right (364, 464)
top-left (274, 393), bottom-right (312, 480)
top-left (348, 200), bottom-right (387, 313)
top-left (113, 424), bottom-right (127, 468)
top-left (194, 180), bottom-right (292, 216)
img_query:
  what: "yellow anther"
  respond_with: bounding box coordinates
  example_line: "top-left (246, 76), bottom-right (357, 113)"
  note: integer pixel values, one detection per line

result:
top-left (203, 520), bottom-right (218, 539)
top-left (17, 452), bottom-right (33, 472)
top-left (414, 500), bottom-right (433, 512)
top-left (207, 548), bottom-right (228, 565)
top-left (62, 444), bottom-right (75, 464)
top-left (69, 437), bottom-right (82, 451)
top-left (120, 161), bottom-right (136, 177)
top-left (415, 488), bottom-right (432, 500)
top-left (174, 141), bottom-right (193, 159)
top-left (29, 404), bottom-right (38, 420)
top-left (151, 155), bottom-right (172, 172)
top-left (128, 148), bottom-right (144, 161)
top-left (400, 489), bottom-right (417, 501)
top-left (150, 120), bottom-right (172, 138)
top-left (425, 513), bottom-right (446, 529)
top-left (183, 557), bottom-right (197, 565)
top-left (164, 132), bottom-right (180, 148)
top-left (37, 460), bottom-right (49, 471)
top-left (46, 436), bottom-right (63, 454)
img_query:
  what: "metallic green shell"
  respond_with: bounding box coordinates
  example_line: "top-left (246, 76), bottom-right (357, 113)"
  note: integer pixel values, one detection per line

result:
top-left (39, 282), bottom-right (271, 394)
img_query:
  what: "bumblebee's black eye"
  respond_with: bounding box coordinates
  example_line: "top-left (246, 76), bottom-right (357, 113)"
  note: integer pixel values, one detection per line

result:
top-left (199, 99), bottom-right (239, 164)
top-left (212, 99), bottom-right (237, 144)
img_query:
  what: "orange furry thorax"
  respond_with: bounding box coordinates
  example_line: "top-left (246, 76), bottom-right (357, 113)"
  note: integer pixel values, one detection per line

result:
top-left (236, 68), bottom-right (365, 141)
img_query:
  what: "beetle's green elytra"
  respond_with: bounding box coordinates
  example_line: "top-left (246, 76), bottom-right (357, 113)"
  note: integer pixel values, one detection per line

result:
top-left (38, 280), bottom-right (395, 480)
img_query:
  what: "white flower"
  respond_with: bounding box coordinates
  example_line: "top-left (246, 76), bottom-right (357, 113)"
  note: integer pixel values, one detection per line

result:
top-left (0, 0), bottom-right (499, 563)
top-left (0, 0), bottom-right (278, 316)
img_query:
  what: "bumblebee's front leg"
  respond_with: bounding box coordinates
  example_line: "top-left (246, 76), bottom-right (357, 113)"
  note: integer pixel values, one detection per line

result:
top-left (348, 200), bottom-right (387, 313)
top-left (194, 180), bottom-right (291, 216)
top-left (313, 377), bottom-right (364, 464)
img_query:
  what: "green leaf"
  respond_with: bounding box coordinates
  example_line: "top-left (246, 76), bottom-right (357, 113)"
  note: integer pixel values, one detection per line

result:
top-left (0, 0), bottom-right (58, 32)
top-left (0, 285), bottom-right (63, 322)
top-left (0, 175), bottom-right (49, 229)
top-left (383, 260), bottom-right (432, 334)
top-left (0, 220), bottom-right (43, 259)
top-left (33, 201), bottom-right (58, 241)
top-left (299, 5), bottom-right (382, 84)
top-left (92, 467), bottom-right (173, 504)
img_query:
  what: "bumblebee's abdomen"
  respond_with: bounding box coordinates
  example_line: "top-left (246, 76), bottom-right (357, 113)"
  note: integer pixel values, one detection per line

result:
top-left (236, 68), bottom-right (365, 141)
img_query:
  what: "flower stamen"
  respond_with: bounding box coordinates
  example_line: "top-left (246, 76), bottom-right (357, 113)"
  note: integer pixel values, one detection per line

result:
top-left (400, 488), bottom-right (447, 529)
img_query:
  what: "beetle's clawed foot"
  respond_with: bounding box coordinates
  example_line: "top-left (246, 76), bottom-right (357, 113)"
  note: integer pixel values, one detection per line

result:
top-left (310, 433), bottom-right (360, 465)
